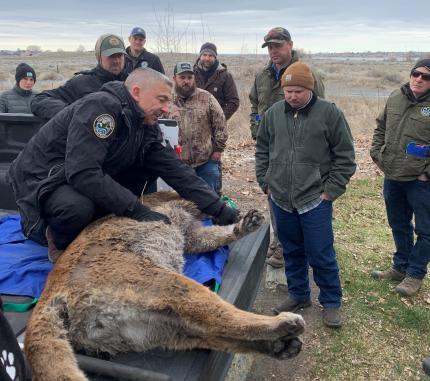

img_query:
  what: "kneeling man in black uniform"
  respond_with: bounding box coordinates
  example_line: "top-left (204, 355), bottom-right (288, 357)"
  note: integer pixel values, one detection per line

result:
top-left (8, 68), bottom-right (239, 262)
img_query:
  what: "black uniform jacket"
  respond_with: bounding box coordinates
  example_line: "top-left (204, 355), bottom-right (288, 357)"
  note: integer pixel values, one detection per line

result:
top-left (8, 81), bottom-right (223, 242)
top-left (125, 47), bottom-right (165, 75)
top-left (30, 65), bottom-right (128, 120)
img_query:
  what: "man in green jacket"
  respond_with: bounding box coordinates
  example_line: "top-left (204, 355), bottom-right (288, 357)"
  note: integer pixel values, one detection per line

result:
top-left (255, 62), bottom-right (355, 327)
top-left (370, 59), bottom-right (430, 297)
top-left (250, 27), bottom-right (325, 268)
top-left (249, 27), bottom-right (325, 140)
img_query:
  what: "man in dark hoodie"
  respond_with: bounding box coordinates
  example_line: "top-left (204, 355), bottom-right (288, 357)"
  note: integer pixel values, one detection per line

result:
top-left (194, 42), bottom-right (239, 121)
top-left (124, 27), bottom-right (165, 75)
top-left (30, 34), bottom-right (128, 120)
top-left (8, 68), bottom-right (239, 263)
top-left (0, 63), bottom-right (37, 113)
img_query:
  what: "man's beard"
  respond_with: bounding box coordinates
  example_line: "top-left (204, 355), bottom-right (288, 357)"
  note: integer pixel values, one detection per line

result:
top-left (175, 83), bottom-right (196, 98)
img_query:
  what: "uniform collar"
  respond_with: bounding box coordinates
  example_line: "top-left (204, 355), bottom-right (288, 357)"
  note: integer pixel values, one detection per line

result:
top-left (101, 81), bottom-right (145, 123)
top-left (94, 64), bottom-right (127, 82)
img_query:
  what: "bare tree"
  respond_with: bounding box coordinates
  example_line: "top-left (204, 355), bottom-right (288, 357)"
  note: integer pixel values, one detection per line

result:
top-left (76, 45), bottom-right (85, 53)
top-left (153, 4), bottom-right (191, 53)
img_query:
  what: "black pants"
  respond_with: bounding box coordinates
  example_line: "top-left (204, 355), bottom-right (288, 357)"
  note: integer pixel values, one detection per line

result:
top-left (42, 184), bottom-right (105, 249)
top-left (41, 168), bottom-right (158, 249)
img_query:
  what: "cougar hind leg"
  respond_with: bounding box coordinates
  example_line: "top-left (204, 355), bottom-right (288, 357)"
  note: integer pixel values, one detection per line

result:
top-left (184, 209), bottom-right (265, 253)
top-left (70, 269), bottom-right (304, 358)
top-left (25, 295), bottom-right (89, 381)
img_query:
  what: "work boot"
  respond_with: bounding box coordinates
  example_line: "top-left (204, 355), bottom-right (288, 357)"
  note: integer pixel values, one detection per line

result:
top-left (266, 241), bottom-right (284, 268)
top-left (272, 295), bottom-right (311, 315)
top-left (394, 276), bottom-right (422, 297)
top-left (45, 226), bottom-right (64, 264)
top-left (423, 357), bottom-right (430, 376)
top-left (322, 307), bottom-right (342, 328)
top-left (371, 268), bottom-right (405, 282)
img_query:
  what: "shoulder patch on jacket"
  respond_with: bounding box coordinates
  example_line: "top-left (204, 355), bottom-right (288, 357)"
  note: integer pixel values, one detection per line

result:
top-left (93, 114), bottom-right (115, 139)
top-left (421, 106), bottom-right (430, 117)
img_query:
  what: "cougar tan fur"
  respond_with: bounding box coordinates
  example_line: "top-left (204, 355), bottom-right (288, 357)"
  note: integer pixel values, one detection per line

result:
top-left (24, 192), bottom-right (305, 381)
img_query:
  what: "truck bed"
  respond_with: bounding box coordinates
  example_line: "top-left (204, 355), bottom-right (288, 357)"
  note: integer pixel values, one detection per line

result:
top-left (0, 113), bottom-right (269, 380)
top-left (3, 223), bottom-right (269, 381)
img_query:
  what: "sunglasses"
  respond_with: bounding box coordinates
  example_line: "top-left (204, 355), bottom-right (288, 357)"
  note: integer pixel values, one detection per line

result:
top-left (411, 70), bottom-right (430, 81)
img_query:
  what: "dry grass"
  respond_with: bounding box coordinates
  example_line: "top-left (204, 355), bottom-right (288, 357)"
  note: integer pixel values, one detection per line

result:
top-left (306, 178), bottom-right (430, 380)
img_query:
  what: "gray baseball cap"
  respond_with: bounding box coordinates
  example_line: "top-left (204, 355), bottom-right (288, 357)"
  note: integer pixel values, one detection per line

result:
top-left (174, 62), bottom-right (194, 75)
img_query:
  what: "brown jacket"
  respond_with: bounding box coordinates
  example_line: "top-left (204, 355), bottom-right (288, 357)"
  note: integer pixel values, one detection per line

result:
top-left (194, 62), bottom-right (239, 121)
top-left (167, 88), bottom-right (227, 167)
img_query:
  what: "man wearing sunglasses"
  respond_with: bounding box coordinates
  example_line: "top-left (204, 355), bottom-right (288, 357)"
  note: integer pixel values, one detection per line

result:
top-left (370, 59), bottom-right (430, 296)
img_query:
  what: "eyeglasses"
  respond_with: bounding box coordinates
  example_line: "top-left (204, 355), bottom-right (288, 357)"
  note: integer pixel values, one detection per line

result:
top-left (411, 70), bottom-right (430, 81)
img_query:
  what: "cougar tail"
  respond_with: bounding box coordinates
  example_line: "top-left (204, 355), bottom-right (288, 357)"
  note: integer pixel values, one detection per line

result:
top-left (24, 296), bottom-right (88, 381)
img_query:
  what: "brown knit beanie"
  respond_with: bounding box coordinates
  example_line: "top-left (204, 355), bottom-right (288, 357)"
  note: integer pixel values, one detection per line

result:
top-left (281, 62), bottom-right (314, 90)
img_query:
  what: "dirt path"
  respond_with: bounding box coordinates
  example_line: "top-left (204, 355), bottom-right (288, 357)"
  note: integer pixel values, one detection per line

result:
top-left (222, 137), bottom-right (377, 381)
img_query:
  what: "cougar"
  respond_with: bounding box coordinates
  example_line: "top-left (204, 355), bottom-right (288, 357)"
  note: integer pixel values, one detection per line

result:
top-left (24, 192), bottom-right (305, 381)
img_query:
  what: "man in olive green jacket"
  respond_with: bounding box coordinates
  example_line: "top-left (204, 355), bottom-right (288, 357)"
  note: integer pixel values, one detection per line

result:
top-left (255, 62), bottom-right (355, 328)
top-left (249, 27), bottom-right (325, 140)
top-left (370, 59), bottom-right (430, 297)
top-left (250, 27), bottom-right (325, 268)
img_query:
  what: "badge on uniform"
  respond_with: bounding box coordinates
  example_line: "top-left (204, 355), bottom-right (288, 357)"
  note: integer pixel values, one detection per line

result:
top-left (140, 62), bottom-right (148, 68)
top-left (421, 107), bottom-right (430, 117)
top-left (93, 114), bottom-right (115, 139)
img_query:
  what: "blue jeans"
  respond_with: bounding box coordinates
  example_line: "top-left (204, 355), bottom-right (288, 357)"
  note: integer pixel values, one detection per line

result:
top-left (195, 160), bottom-right (221, 194)
top-left (383, 178), bottom-right (430, 279)
top-left (271, 199), bottom-right (342, 307)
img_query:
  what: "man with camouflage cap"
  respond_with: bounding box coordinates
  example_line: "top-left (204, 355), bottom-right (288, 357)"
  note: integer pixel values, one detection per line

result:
top-left (167, 62), bottom-right (227, 194)
top-left (250, 27), bottom-right (325, 268)
top-left (31, 33), bottom-right (128, 120)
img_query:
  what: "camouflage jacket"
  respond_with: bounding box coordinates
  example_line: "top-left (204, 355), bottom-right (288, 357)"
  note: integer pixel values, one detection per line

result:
top-left (249, 50), bottom-right (325, 139)
top-left (166, 88), bottom-right (227, 167)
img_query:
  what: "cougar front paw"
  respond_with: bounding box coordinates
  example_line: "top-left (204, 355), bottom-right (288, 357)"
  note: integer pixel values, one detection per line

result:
top-left (234, 210), bottom-right (264, 236)
top-left (271, 337), bottom-right (303, 359)
top-left (274, 313), bottom-right (305, 339)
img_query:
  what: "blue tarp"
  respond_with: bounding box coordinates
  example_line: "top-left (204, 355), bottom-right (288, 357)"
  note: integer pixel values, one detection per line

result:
top-left (0, 215), bottom-right (229, 298)
top-left (183, 219), bottom-right (229, 286)
top-left (0, 214), bottom-right (53, 298)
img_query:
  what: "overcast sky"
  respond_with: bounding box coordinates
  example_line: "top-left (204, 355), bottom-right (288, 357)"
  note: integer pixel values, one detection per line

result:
top-left (1, 0), bottom-right (429, 53)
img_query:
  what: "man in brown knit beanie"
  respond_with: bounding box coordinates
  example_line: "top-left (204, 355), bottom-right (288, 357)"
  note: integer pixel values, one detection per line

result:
top-left (255, 61), bottom-right (356, 328)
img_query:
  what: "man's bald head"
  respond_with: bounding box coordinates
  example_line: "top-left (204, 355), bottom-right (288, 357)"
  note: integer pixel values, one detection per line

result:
top-left (125, 68), bottom-right (173, 125)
